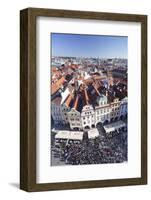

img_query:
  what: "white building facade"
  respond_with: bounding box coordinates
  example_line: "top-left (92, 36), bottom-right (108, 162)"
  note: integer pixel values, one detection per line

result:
top-left (81, 105), bottom-right (95, 129)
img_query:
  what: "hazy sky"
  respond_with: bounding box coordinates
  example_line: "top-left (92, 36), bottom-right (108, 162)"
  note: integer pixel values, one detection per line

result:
top-left (51, 33), bottom-right (128, 58)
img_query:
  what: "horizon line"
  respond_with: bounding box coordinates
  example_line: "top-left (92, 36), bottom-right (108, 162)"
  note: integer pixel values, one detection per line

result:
top-left (52, 56), bottom-right (128, 59)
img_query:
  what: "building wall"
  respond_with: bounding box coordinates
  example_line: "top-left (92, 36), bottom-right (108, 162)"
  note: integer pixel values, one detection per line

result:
top-left (67, 108), bottom-right (82, 130)
top-left (81, 105), bottom-right (95, 129)
top-left (61, 104), bottom-right (70, 124)
top-left (119, 97), bottom-right (128, 118)
top-left (52, 97), bottom-right (128, 129)
top-left (51, 102), bottom-right (64, 125)
top-left (95, 105), bottom-right (111, 125)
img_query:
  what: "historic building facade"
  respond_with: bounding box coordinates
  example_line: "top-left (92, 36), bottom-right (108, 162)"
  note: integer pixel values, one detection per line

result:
top-left (51, 94), bottom-right (127, 130)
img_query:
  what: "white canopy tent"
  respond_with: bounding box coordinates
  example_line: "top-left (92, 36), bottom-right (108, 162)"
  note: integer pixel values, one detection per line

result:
top-left (88, 128), bottom-right (99, 139)
top-left (103, 120), bottom-right (126, 134)
top-left (55, 131), bottom-right (84, 141)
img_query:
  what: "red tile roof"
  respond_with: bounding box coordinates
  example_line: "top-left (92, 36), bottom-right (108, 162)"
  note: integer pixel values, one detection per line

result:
top-left (51, 76), bottom-right (65, 95)
top-left (65, 95), bottom-right (72, 107)
top-left (73, 96), bottom-right (79, 109)
top-left (84, 89), bottom-right (89, 105)
top-left (51, 83), bottom-right (60, 95)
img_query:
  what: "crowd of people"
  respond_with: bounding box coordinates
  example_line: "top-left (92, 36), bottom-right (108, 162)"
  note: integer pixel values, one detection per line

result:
top-left (51, 125), bottom-right (127, 165)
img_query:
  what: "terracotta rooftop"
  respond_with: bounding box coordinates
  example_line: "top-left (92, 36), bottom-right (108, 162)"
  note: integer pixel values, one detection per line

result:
top-left (65, 94), bottom-right (73, 107)
top-left (51, 66), bottom-right (58, 73)
top-left (93, 75), bottom-right (106, 80)
top-left (51, 76), bottom-right (65, 95)
top-left (73, 96), bottom-right (79, 110)
top-left (84, 89), bottom-right (89, 105)
top-left (51, 83), bottom-right (60, 95)
top-left (57, 76), bottom-right (65, 85)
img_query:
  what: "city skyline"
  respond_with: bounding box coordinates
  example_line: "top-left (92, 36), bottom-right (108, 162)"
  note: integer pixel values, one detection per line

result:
top-left (51, 33), bottom-right (128, 59)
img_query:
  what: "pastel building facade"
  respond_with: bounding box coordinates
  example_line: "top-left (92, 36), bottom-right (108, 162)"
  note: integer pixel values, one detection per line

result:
top-left (51, 97), bottom-right (64, 124)
top-left (67, 108), bottom-right (82, 130)
top-left (51, 94), bottom-right (127, 130)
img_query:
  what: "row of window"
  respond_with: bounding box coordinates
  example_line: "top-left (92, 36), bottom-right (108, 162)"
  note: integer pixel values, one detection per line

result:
top-left (53, 107), bottom-right (125, 119)
top-left (97, 108), bottom-right (109, 114)
top-left (52, 116), bottom-right (62, 120)
top-left (70, 118), bottom-right (80, 121)
top-left (83, 120), bottom-right (94, 125)
top-left (82, 115), bottom-right (94, 120)
top-left (111, 112), bottom-right (119, 117)
top-left (120, 105), bottom-right (127, 110)
top-left (71, 123), bottom-right (81, 127)
top-left (52, 106), bottom-right (60, 112)
top-left (112, 107), bottom-right (120, 112)
top-left (83, 111), bottom-right (93, 115)
top-left (111, 103), bottom-right (119, 107)
top-left (98, 101), bottom-right (107, 106)
top-left (52, 112), bottom-right (62, 117)
top-left (97, 115), bottom-right (109, 121)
